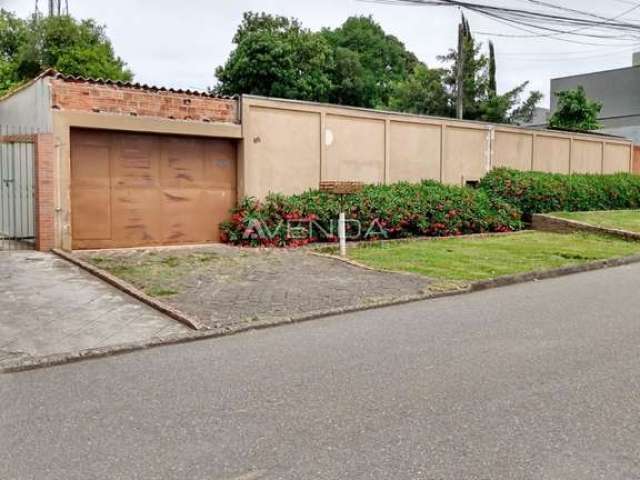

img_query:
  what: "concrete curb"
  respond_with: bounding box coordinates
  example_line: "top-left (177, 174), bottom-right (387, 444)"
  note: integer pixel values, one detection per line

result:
top-left (5, 248), bottom-right (640, 374)
top-left (0, 289), bottom-right (465, 374)
top-left (51, 249), bottom-right (206, 331)
top-left (531, 213), bottom-right (640, 241)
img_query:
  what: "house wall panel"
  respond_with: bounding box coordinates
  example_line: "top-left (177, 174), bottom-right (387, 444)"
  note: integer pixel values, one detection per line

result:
top-left (325, 115), bottom-right (385, 183)
top-left (571, 139), bottom-right (602, 173)
top-left (443, 126), bottom-right (488, 185)
top-left (239, 97), bottom-right (632, 198)
top-left (389, 121), bottom-right (441, 182)
top-left (242, 106), bottom-right (321, 199)
top-left (0, 78), bottom-right (52, 132)
top-left (604, 142), bottom-right (631, 173)
top-left (493, 131), bottom-right (533, 171)
top-left (533, 135), bottom-right (571, 173)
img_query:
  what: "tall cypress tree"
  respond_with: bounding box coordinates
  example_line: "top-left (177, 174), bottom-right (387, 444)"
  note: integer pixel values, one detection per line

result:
top-left (488, 41), bottom-right (497, 97)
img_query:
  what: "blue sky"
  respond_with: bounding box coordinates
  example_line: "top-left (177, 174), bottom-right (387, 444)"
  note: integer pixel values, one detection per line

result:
top-left (5, 0), bottom-right (640, 107)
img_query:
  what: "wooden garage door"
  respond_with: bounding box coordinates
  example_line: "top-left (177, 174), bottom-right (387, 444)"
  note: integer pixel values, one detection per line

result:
top-left (70, 129), bottom-right (236, 249)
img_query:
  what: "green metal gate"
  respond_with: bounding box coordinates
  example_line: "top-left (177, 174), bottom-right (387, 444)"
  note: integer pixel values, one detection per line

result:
top-left (0, 127), bottom-right (36, 251)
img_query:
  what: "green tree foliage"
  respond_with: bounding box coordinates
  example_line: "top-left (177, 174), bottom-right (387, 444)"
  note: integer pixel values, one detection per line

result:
top-left (215, 12), bottom-right (333, 101)
top-left (510, 90), bottom-right (544, 125)
top-left (0, 9), bottom-right (132, 95)
top-left (439, 15), bottom-right (541, 123)
top-left (387, 64), bottom-right (450, 116)
top-left (325, 46), bottom-right (367, 106)
top-left (548, 86), bottom-right (602, 131)
top-left (439, 15), bottom-right (489, 120)
top-left (0, 9), bottom-right (28, 93)
top-left (321, 16), bottom-right (418, 108)
top-left (215, 13), bottom-right (418, 108)
top-left (488, 40), bottom-right (496, 96)
top-left (215, 11), bottom-right (540, 122)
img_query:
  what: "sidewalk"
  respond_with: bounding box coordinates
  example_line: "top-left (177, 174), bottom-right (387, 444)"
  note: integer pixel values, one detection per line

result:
top-left (0, 252), bottom-right (189, 366)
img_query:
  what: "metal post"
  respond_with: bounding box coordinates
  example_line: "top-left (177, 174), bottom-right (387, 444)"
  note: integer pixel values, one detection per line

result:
top-left (338, 212), bottom-right (347, 257)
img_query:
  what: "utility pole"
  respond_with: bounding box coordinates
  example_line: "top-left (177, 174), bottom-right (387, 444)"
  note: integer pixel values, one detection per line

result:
top-left (456, 14), bottom-right (465, 120)
top-left (41, 0), bottom-right (68, 16)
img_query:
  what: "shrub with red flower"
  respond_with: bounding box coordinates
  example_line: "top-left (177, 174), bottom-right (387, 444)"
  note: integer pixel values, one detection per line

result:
top-left (480, 167), bottom-right (640, 220)
top-left (220, 181), bottom-right (524, 247)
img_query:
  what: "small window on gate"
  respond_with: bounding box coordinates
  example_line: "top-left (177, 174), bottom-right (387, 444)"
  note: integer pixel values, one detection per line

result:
top-left (465, 180), bottom-right (480, 188)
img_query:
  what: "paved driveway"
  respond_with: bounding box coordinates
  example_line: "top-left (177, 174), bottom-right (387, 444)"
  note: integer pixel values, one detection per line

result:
top-left (0, 252), bottom-right (188, 364)
top-left (2, 263), bottom-right (640, 479)
top-left (77, 246), bottom-right (431, 329)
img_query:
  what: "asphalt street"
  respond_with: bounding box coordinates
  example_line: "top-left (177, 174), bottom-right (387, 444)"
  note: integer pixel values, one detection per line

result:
top-left (2, 263), bottom-right (640, 480)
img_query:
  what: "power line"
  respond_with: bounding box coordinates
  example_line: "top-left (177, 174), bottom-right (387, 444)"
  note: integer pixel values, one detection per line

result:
top-left (475, 2), bottom-right (640, 40)
top-left (364, 0), bottom-right (640, 42)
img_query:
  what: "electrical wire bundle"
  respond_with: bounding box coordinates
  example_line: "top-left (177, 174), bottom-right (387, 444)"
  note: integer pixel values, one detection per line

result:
top-left (364, 0), bottom-right (640, 46)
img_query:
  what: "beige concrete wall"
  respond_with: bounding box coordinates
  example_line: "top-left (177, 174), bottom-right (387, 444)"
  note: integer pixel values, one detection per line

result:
top-left (604, 142), bottom-right (632, 173)
top-left (443, 126), bottom-right (489, 185)
top-left (571, 139), bottom-right (603, 174)
top-left (325, 114), bottom-right (385, 184)
top-left (493, 130), bottom-right (533, 171)
top-left (533, 134), bottom-right (571, 174)
top-left (388, 121), bottom-right (441, 182)
top-left (239, 95), bottom-right (633, 198)
top-left (241, 106), bottom-right (321, 198)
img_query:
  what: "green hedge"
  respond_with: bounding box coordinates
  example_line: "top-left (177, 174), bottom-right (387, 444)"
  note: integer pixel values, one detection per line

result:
top-left (480, 168), bottom-right (640, 220)
top-left (220, 181), bottom-right (523, 247)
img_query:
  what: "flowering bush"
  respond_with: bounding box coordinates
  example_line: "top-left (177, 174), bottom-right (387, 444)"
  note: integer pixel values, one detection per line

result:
top-left (220, 180), bottom-right (523, 247)
top-left (480, 168), bottom-right (640, 220)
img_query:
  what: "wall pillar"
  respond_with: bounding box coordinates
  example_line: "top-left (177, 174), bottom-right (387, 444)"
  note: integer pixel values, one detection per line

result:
top-left (34, 133), bottom-right (55, 251)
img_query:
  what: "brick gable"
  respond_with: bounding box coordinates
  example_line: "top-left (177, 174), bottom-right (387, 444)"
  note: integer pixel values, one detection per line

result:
top-left (50, 78), bottom-right (239, 124)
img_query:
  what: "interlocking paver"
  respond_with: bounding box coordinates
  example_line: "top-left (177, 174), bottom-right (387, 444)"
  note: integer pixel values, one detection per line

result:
top-left (80, 246), bottom-right (432, 330)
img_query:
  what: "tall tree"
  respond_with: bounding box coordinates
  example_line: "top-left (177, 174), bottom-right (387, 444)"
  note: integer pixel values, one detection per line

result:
top-left (440, 17), bottom-right (540, 124)
top-left (214, 11), bottom-right (541, 123)
top-left (549, 86), bottom-right (602, 131)
top-left (0, 9), bottom-right (29, 92)
top-left (321, 16), bottom-right (418, 109)
top-left (215, 12), bottom-right (333, 102)
top-left (440, 15), bottom-right (489, 121)
top-left (387, 63), bottom-right (450, 116)
top-left (0, 9), bottom-right (132, 95)
top-left (215, 13), bottom-right (418, 108)
top-left (510, 90), bottom-right (544, 125)
top-left (488, 40), bottom-right (496, 97)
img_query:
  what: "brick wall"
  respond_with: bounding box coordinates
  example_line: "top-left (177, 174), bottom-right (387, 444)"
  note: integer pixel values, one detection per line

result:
top-left (50, 79), bottom-right (239, 124)
top-left (35, 134), bottom-right (55, 251)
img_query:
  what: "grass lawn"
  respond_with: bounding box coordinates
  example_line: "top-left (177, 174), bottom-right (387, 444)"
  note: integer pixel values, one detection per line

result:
top-left (552, 210), bottom-right (640, 233)
top-left (88, 251), bottom-right (221, 297)
top-left (347, 231), bottom-right (640, 281)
